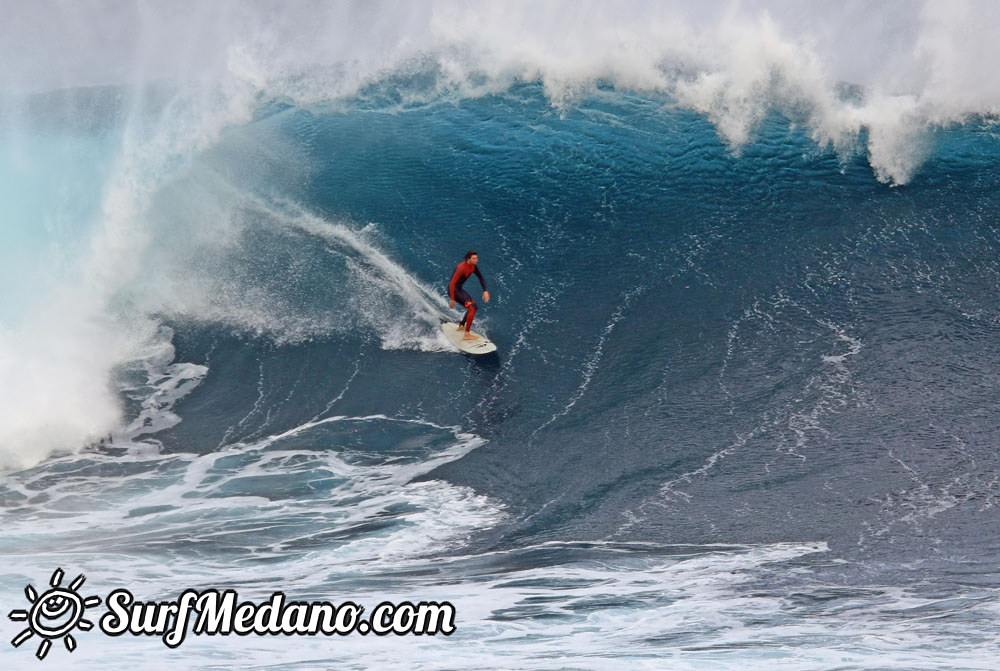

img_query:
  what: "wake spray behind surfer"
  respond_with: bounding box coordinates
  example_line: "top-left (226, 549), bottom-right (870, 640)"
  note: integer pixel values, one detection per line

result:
top-left (448, 250), bottom-right (490, 340)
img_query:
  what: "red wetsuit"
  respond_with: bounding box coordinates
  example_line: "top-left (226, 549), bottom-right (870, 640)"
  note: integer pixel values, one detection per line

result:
top-left (449, 261), bottom-right (487, 331)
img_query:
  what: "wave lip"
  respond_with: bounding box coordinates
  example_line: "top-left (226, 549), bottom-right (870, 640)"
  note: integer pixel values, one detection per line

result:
top-left (7, 3), bottom-right (1000, 184)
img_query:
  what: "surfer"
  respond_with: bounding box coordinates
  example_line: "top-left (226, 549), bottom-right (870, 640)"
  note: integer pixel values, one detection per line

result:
top-left (448, 250), bottom-right (490, 340)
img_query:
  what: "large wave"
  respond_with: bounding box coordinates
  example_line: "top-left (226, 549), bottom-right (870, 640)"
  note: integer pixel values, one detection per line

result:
top-left (2, 0), bottom-right (1000, 469)
top-left (3, 6), bottom-right (1000, 668)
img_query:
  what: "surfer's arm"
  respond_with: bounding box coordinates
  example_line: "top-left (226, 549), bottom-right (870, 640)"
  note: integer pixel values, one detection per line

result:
top-left (473, 267), bottom-right (489, 302)
top-left (448, 265), bottom-right (462, 301)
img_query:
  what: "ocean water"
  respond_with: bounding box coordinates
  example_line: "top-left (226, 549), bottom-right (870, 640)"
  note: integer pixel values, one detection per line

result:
top-left (2, 2), bottom-right (1000, 669)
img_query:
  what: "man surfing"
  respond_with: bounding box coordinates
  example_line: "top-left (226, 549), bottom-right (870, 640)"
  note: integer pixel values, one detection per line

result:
top-left (448, 250), bottom-right (490, 340)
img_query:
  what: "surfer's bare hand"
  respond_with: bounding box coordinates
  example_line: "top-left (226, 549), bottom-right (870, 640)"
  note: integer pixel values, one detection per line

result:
top-left (483, 291), bottom-right (490, 303)
top-left (449, 300), bottom-right (454, 309)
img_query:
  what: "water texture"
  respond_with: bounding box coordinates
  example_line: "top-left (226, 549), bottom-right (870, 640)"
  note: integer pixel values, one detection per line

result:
top-left (1, 2), bottom-right (999, 669)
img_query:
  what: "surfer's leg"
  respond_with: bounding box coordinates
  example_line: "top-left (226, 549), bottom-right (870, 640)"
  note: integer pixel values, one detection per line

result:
top-left (464, 301), bottom-right (477, 330)
top-left (455, 289), bottom-right (474, 330)
top-left (462, 301), bottom-right (479, 339)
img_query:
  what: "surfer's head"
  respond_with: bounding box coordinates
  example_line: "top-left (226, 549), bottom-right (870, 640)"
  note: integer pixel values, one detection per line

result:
top-left (465, 250), bottom-right (478, 264)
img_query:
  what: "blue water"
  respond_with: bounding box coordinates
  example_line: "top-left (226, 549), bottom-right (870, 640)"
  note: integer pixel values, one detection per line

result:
top-left (3, 12), bottom-right (1000, 668)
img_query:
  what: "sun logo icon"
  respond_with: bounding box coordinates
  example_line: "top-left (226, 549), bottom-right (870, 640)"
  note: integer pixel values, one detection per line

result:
top-left (8, 568), bottom-right (101, 660)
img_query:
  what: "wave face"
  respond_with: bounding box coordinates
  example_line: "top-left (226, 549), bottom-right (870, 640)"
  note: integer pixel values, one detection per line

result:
top-left (2, 3), bottom-right (1000, 668)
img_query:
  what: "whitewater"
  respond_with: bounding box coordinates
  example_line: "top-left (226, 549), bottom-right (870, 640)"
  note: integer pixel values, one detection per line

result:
top-left (2, 2), bottom-right (1000, 669)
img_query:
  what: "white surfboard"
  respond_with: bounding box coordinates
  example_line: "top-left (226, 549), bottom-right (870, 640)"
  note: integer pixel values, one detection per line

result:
top-left (440, 321), bottom-right (497, 354)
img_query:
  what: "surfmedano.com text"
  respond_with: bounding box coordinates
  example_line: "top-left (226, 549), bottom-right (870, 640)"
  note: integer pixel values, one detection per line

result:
top-left (100, 588), bottom-right (456, 648)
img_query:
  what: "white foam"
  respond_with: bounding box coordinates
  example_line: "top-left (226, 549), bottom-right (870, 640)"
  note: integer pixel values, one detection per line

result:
top-left (4, 536), bottom-right (996, 670)
top-left (119, 329), bottom-right (208, 441)
top-left (5, 3), bottom-right (999, 178)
